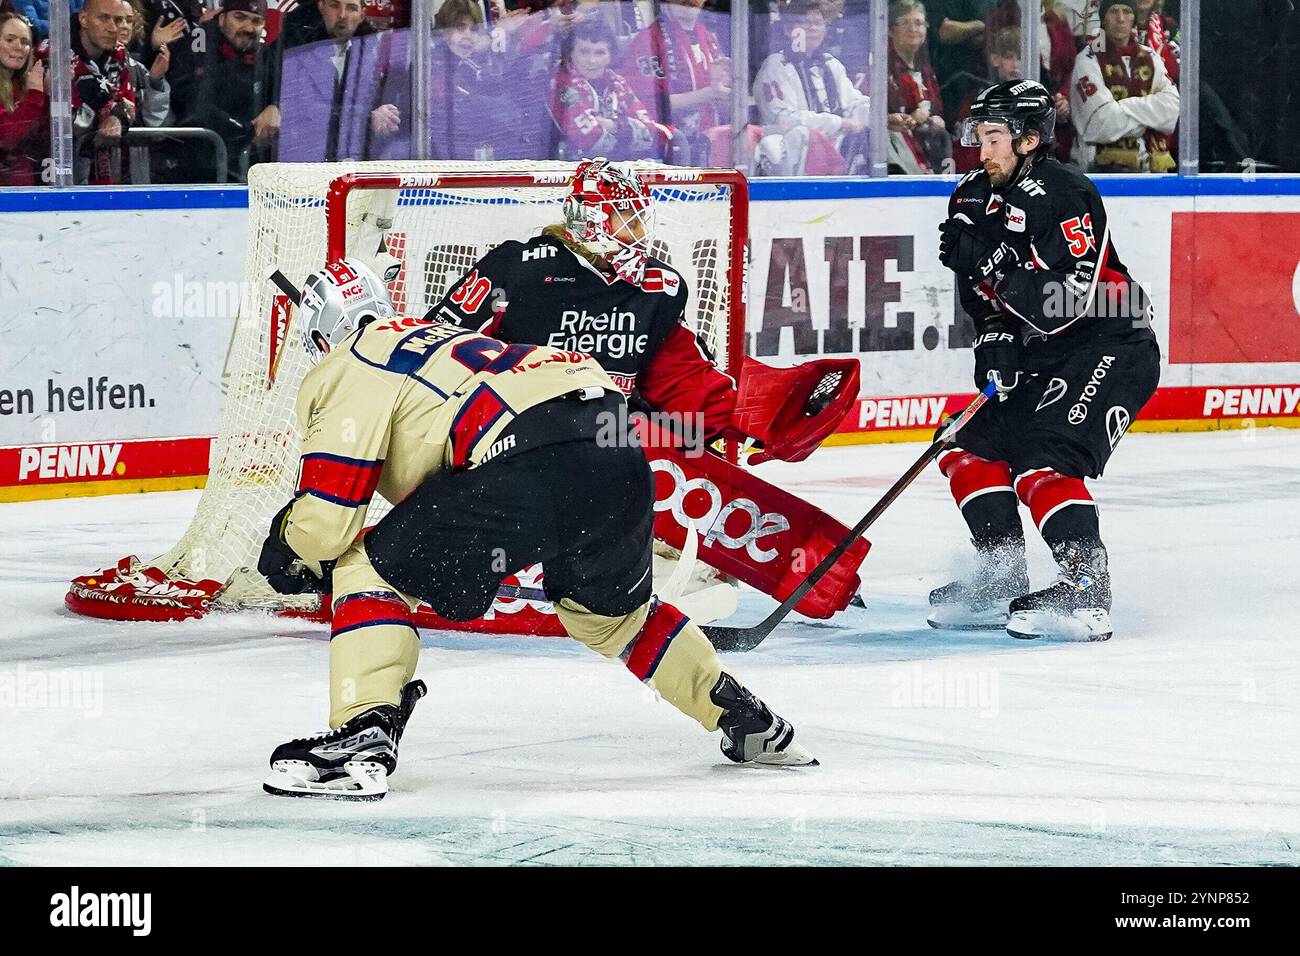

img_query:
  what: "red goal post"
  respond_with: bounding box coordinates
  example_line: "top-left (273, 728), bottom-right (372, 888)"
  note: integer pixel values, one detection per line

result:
top-left (65, 161), bottom-right (751, 626)
top-left (323, 166), bottom-right (749, 383)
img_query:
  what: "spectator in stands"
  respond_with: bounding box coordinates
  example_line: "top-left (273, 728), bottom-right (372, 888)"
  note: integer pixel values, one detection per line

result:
top-left (0, 11), bottom-right (46, 185)
top-left (753, 0), bottom-right (870, 176)
top-left (949, 17), bottom-right (1074, 172)
top-left (517, 0), bottom-right (632, 59)
top-left (169, 0), bottom-right (269, 180)
top-left (624, 0), bottom-right (732, 166)
top-left (139, 1), bottom-right (202, 63)
top-left (1070, 0), bottom-right (1178, 172)
top-left (370, 0), bottom-right (519, 160)
top-left (1135, 0), bottom-right (1178, 83)
top-left (263, 0), bottom-right (379, 158)
top-left (120, 0), bottom-right (147, 57)
top-left (924, 0), bottom-right (993, 94)
top-left (887, 0), bottom-right (951, 173)
top-left (363, 0), bottom-right (409, 32)
top-left (821, 0), bottom-right (872, 83)
top-left (424, 0), bottom-right (519, 159)
top-left (15, 2), bottom-right (45, 40)
top-left (72, 0), bottom-right (137, 183)
top-left (119, 0), bottom-right (170, 126)
top-left (279, 0), bottom-right (377, 49)
top-left (981, 2), bottom-right (1078, 104)
top-left (547, 18), bottom-right (671, 161)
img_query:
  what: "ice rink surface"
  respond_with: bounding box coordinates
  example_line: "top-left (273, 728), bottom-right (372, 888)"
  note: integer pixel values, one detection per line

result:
top-left (2, 430), bottom-right (1298, 866)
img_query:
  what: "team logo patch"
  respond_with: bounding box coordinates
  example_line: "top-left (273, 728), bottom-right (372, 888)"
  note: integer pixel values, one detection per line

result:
top-left (641, 269), bottom-right (680, 295)
top-left (1005, 204), bottom-right (1027, 232)
top-left (1036, 377), bottom-right (1068, 411)
top-left (1106, 406), bottom-right (1132, 449)
top-left (986, 195), bottom-right (1003, 216)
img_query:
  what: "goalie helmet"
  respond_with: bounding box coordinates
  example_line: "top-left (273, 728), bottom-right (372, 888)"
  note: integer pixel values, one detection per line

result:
top-left (562, 158), bottom-right (655, 284)
top-left (299, 258), bottom-right (396, 362)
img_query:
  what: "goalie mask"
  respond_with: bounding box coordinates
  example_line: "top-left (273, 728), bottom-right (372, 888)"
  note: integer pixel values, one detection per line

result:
top-left (299, 258), bottom-right (396, 362)
top-left (562, 158), bottom-right (655, 285)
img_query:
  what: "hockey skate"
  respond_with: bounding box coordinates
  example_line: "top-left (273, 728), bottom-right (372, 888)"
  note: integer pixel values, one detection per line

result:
top-left (263, 680), bottom-right (427, 801)
top-left (711, 674), bottom-right (818, 767)
top-left (1006, 543), bottom-right (1112, 642)
top-left (927, 539), bottom-right (1029, 630)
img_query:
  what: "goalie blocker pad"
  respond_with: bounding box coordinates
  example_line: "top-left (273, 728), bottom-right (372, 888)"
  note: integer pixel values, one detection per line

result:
top-left (645, 425), bottom-right (870, 619)
top-left (731, 356), bottom-right (860, 465)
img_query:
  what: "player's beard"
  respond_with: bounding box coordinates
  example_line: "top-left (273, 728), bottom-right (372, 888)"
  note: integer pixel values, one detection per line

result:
top-left (985, 162), bottom-right (1013, 189)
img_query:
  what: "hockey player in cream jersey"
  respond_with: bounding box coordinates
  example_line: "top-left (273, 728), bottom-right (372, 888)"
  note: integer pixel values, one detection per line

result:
top-left (258, 259), bottom-right (816, 800)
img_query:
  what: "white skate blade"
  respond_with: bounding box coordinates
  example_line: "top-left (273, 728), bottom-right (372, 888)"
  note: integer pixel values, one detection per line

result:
top-left (749, 740), bottom-right (820, 767)
top-left (1006, 607), bottom-right (1112, 642)
top-left (262, 759), bottom-right (389, 801)
top-left (927, 601), bottom-right (1010, 630)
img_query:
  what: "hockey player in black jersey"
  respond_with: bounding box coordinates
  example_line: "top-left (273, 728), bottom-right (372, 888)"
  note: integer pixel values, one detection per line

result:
top-left (428, 159), bottom-right (858, 465)
top-left (424, 160), bottom-right (870, 623)
top-left (932, 79), bottom-right (1160, 641)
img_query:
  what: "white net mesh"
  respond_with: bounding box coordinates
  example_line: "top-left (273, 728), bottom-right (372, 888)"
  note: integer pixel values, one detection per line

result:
top-left (149, 160), bottom-right (741, 610)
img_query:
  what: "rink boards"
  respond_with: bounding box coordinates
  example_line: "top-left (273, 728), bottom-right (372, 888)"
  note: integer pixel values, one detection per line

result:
top-left (1, 175), bottom-right (1298, 500)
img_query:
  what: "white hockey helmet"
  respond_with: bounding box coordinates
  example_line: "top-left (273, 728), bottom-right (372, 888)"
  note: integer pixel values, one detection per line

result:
top-left (299, 258), bottom-right (396, 362)
top-left (562, 158), bottom-right (655, 283)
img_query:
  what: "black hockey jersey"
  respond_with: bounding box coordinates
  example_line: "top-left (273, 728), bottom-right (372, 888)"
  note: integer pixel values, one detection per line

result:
top-left (948, 155), bottom-right (1157, 367)
top-left (429, 232), bottom-right (739, 436)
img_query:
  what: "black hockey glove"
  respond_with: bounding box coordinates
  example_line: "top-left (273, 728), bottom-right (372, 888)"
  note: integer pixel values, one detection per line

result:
top-left (973, 320), bottom-right (1023, 401)
top-left (937, 216), bottom-right (985, 277)
top-left (257, 501), bottom-right (334, 595)
top-left (974, 241), bottom-right (1022, 289)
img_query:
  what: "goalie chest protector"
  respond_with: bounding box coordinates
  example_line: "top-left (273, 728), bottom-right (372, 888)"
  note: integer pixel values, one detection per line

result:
top-left (431, 235), bottom-right (694, 395)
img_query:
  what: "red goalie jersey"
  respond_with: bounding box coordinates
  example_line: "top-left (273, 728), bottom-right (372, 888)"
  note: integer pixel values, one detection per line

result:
top-left (430, 230), bottom-right (866, 618)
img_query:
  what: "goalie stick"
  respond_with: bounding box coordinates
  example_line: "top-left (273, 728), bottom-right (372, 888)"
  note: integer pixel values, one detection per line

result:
top-left (703, 381), bottom-right (1000, 653)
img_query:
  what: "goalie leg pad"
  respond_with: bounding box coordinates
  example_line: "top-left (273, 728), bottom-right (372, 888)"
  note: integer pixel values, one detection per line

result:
top-left (647, 438), bottom-right (869, 619)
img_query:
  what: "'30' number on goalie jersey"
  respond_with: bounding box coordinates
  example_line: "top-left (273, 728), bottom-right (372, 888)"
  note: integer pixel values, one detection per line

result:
top-left (449, 269), bottom-right (493, 313)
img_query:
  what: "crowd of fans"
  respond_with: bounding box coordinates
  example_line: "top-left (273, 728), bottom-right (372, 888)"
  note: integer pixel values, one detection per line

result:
top-left (0, 0), bottom-right (1291, 185)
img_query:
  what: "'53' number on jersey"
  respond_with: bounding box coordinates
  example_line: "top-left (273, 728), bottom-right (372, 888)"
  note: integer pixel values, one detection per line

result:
top-left (1060, 214), bottom-right (1096, 257)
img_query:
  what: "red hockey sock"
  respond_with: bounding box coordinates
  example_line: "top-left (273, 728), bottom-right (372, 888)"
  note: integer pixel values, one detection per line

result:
top-left (939, 449), bottom-right (1014, 510)
top-left (1014, 469), bottom-right (1096, 533)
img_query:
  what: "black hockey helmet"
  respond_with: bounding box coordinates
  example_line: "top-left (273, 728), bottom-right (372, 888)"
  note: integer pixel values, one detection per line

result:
top-left (959, 79), bottom-right (1057, 150)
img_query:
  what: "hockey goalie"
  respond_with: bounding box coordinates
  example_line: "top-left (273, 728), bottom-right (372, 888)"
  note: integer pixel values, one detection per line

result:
top-left (426, 159), bottom-right (868, 627)
top-left (259, 259), bottom-right (817, 799)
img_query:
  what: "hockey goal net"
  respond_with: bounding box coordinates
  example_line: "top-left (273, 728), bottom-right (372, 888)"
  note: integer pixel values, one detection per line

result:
top-left (67, 160), bottom-right (749, 623)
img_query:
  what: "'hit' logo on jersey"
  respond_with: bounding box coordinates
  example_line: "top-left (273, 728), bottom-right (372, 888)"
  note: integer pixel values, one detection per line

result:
top-left (522, 246), bottom-right (557, 261)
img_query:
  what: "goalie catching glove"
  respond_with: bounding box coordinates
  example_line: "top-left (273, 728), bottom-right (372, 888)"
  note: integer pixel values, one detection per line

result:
top-left (730, 356), bottom-right (860, 465)
top-left (258, 501), bottom-right (335, 595)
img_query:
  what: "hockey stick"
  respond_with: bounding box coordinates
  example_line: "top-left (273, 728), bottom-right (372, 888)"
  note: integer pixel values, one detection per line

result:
top-left (270, 270), bottom-right (301, 305)
top-left (703, 381), bottom-right (999, 653)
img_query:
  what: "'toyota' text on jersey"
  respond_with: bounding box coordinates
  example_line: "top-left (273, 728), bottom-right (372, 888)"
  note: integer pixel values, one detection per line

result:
top-left (949, 155), bottom-right (1158, 365)
top-left (428, 234), bottom-right (738, 437)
